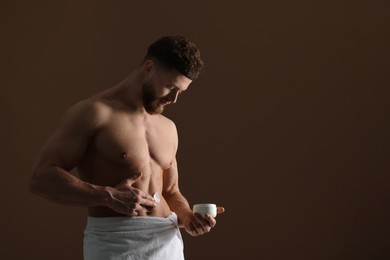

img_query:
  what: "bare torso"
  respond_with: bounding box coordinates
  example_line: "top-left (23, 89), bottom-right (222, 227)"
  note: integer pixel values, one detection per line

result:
top-left (77, 96), bottom-right (176, 218)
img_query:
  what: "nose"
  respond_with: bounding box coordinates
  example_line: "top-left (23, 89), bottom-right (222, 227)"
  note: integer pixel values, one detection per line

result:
top-left (169, 90), bottom-right (180, 104)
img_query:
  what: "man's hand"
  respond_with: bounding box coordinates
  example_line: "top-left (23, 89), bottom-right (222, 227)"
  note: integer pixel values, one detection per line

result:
top-left (182, 207), bottom-right (225, 236)
top-left (105, 178), bottom-right (157, 216)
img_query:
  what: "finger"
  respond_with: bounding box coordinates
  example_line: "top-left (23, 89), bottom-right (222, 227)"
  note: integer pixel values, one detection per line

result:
top-left (193, 213), bottom-right (210, 233)
top-left (133, 203), bottom-right (144, 212)
top-left (194, 213), bottom-right (209, 225)
top-left (143, 194), bottom-right (156, 202)
top-left (205, 214), bottom-right (216, 227)
top-left (217, 207), bottom-right (225, 214)
top-left (140, 198), bottom-right (157, 208)
top-left (121, 203), bottom-right (142, 216)
top-left (131, 189), bottom-right (155, 202)
top-left (128, 191), bottom-right (153, 204)
top-left (196, 213), bottom-right (214, 230)
top-left (127, 209), bottom-right (138, 217)
top-left (190, 219), bottom-right (205, 235)
top-left (139, 194), bottom-right (155, 202)
top-left (192, 213), bottom-right (204, 227)
top-left (187, 222), bottom-right (199, 236)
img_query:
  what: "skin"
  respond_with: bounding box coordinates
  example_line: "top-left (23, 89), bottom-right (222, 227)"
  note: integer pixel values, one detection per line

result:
top-left (29, 59), bottom-right (225, 236)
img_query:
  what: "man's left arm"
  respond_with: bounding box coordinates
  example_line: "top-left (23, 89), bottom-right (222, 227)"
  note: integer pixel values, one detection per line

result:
top-left (162, 157), bottom-right (225, 236)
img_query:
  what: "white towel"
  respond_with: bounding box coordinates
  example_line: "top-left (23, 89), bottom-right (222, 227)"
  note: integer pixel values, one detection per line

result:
top-left (83, 212), bottom-right (184, 260)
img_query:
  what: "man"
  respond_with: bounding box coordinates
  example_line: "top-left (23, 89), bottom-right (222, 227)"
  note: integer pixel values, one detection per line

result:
top-left (29, 36), bottom-right (225, 260)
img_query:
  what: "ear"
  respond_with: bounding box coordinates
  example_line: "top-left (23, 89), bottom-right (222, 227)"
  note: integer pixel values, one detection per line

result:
top-left (143, 59), bottom-right (155, 78)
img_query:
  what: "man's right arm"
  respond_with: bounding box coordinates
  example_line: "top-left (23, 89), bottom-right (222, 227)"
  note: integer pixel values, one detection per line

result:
top-left (29, 100), bottom-right (112, 207)
top-left (29, 99), bottom-right (157, 214)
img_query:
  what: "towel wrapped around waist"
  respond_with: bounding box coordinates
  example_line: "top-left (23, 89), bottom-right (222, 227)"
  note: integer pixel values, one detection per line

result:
top-left (83, 212), bottom-right (184, 260)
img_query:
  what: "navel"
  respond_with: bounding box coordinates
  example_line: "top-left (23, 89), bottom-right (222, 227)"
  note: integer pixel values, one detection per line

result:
top-left (119, 152), bottom-right (127, 160)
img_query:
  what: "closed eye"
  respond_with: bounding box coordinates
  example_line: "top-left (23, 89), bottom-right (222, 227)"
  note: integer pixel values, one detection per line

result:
top-left (167, 83), bottom-right (187, 94)
top-left (168, 85), bottom-right (182, 93)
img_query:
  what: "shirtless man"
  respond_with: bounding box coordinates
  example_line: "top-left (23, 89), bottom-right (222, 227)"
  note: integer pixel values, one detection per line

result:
top-left (29, 36), bottom-right (224, 259)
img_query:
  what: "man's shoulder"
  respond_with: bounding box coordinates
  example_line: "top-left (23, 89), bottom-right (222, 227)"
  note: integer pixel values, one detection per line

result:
top-left (63, 98), bottom-right (112, 129)
top-left (157, 114), bottom-right (177, 130)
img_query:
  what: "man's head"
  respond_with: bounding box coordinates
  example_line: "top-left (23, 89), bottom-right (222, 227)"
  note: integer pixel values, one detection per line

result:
top-left (140, 36), bottom-right (204, 114)
top-left (145, 35), bottom-right (204, 81)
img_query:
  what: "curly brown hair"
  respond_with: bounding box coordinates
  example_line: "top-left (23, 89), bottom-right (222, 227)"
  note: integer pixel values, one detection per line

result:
top-left (144, 36), bottom-right (204, 80)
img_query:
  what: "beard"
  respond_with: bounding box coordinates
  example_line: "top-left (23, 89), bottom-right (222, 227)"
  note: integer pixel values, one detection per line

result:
top-left (142, 82), bottom-right (164, 115)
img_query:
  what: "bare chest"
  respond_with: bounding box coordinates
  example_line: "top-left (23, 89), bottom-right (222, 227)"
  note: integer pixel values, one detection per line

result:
top-left (93, 115), bottom-right (175, 172)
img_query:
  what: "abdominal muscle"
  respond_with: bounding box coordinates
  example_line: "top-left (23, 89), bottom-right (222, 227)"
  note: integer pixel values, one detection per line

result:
top-left (78, 152), bottom-right (173, 218)
top-left (87, 196), bottom-right (172, 218)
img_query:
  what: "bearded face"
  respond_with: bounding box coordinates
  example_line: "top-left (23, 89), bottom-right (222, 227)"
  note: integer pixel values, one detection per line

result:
top-left (140, 62), bottom-right (193, 115)
top-left (142, 81), bottom-right (165, 115)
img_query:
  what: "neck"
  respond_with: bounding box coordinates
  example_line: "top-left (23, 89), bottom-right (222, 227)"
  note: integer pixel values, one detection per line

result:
top-left (111, 69), bottom-right (146, 113)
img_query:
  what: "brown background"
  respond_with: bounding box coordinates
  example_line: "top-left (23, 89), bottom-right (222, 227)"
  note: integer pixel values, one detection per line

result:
top-left (1, 1), bottom-right (390, 259)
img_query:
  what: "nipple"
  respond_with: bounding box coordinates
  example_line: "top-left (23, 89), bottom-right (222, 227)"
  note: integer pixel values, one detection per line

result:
top-left (120, 153), bottom-right (127, 159)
